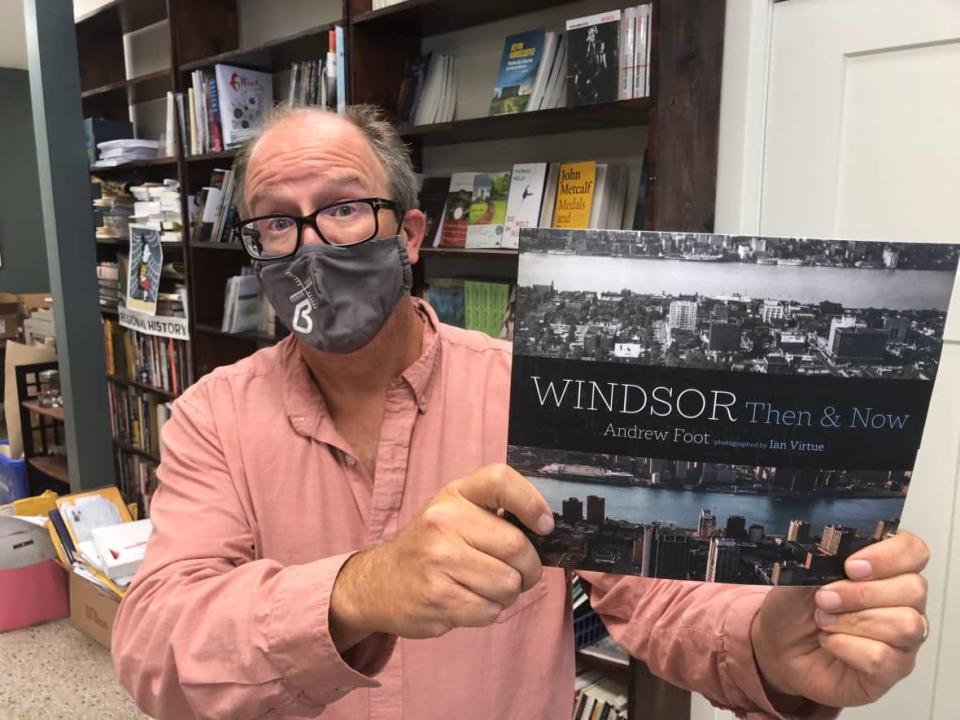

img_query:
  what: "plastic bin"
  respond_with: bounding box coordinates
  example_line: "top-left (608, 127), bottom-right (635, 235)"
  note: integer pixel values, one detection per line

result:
top-left (0, 447), bottom-right (28, 505)
top-left (573, 608), bottom-right (608, 650)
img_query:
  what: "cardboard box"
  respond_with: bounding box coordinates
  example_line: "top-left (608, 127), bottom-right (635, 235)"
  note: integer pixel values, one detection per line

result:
top-left (69, 570), bottom-right (120, 648)
top-left (0, 517), bottom-right (70, 632)
top-left (0, 300), bottom-right (18, 340)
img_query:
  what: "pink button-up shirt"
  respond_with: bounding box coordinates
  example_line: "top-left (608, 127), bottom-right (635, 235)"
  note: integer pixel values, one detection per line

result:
top-left (112, 300), bottom-right (833, 720)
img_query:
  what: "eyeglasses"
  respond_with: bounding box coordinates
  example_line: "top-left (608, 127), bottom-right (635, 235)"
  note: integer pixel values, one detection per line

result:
top-left (235, 197), bottom-right (403, 260)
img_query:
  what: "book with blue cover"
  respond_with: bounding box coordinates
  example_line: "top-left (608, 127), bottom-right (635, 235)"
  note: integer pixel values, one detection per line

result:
top-left (489, 30), bottom-right (547, 116)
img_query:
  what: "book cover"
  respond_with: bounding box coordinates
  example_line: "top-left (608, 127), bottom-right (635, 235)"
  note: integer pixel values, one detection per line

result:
top-left (503, 162), bottom-right (548, 249)
top-left (507, 228), bottom-right (960, 585)
top-left (426, 279), bottom-right (465, 327)
top-left (419, 176), bottom-right (453, 247)
top-left (566, 10), bottom-right (622, 106)
top-left (489, 30), bottom-right (546, 116)
top-left (126, 225), bottom-right (164, 316)
top-left (466, 171), bottom-right (511, 248)
top-left (438, 172), bottom-right (477, 248)
top-left (214, 64), bottom-right (274, 148)
top-left (553, 161), bottom-right (597, 228)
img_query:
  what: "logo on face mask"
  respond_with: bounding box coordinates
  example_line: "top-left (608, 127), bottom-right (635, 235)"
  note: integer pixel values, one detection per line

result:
top-left (292, 299), bottom-right (314, 333)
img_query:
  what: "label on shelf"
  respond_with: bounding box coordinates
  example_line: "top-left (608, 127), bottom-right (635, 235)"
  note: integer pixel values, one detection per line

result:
top-left (118, 306), bottom-right (190, 341)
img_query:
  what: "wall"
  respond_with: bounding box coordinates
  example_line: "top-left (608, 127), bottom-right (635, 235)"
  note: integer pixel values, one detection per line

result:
top-left (0, 67), bottom-right (49, 293)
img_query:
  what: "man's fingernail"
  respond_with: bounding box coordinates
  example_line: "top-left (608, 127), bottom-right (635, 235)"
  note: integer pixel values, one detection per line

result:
top-left (816, 609), bottom-right (837, 627)
top-left (537, 513), bottom-right (554, 535)
top-left (846, 559), bottom-right (872, 579)
top-left (816, 590), bottom-right (842, 611)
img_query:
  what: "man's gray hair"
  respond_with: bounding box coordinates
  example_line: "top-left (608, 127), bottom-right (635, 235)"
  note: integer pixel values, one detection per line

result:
top-left (233, 104), bottom-right (419, 217)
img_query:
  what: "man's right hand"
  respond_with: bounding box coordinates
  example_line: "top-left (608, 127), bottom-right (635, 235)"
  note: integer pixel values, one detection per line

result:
top-left (329, 464), bottom-right (555, 650)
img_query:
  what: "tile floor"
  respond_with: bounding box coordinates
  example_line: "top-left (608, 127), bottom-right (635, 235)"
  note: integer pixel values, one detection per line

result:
top-left (0, 619), bottom-right (147, 719)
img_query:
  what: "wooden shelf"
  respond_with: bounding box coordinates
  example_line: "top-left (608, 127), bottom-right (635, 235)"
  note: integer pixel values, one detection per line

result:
top-left (90, 156), bottom-right (178, 175)
top-left (191, 241), bottom-right (245, 252)
top-left (28, 455), bottom-right (70, 485)
top-left (179, 22), bottom-right (342, 74)
top-left (401, 99), bottom-right (653, 146)
top-left (107, 374), bottom-right (178, 400)
top-left (113, 438), bottom-right (161, 464)
top-left (81, 68), bottom-right (172, 105)
top-left (186, 149), bottom-right (238, 163)
top-left (421, 247), bottom-right (518, 260)
top-left (195, 323), bottom-right (278, 345)
top-left (352, 0), bottom-right (565, 36)
top-left (21, 400), bottom-right (65, 423)
top-left (96, 237), bottom-right (126, 245)
top-left (100, 306), bottom-right (119, 317)
top-left (75, 0), bottom-right (167, 35)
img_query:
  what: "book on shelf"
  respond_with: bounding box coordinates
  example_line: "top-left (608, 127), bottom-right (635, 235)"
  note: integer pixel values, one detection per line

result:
top-left (412, 53), bottom-right (457, 126)
top-left (222, 273), bottom-right (263, 334)
top-left (103, 317), bottom-right (191, 395)
top-left (423, 279), bottom-right (515, 341)
top-left (335, 25), bottom-right (347, 114)
top-left (107, 381), bottom-right (174, 460)
top-left (214, 64), bottom-right (273, 149)
top-left (573, 668), bottom-right (628, 720)
top-left (423, 279), bottom-right (465, 329)
top-left (502, 162), bottom-right (548, 249)
top-left (466, 171), bottom-right (511, 249)
top-left (418, 175), bottom-right (451, 248)
top-left (113, 449), bottom-right (160, 521)
top-left (552, 160), bottom-right (597, 228)
top-left (371, 0), bottom-right (406, 8)
top-left (489, 30), bottom-right (548, 116)
top-left (438, 172), bottom-right (477, 248)
top-left (566, 10), bottom-right (622, 106)
top-left (634, 4), bottom-right (652, 99)
top-left (126, 225), bottom-right (164, 316)
top-left (507, 228), bottom-right (960, 586)
top-left (93, 179), bottom-right (134, 240)
top-left (579, 635), bottom-right (630, 667)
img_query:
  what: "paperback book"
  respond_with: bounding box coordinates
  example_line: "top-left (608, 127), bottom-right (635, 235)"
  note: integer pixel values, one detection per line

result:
top-left (566, 11), bottom-right (621, 106)
top-left (126, 225), bottom-right (163, 316)
top-left (507, 228), bottom-right (959, 585)
top-left (466, 171), bottom-right (511, 248)
top-left (489, 30), bottom-right (547, 116)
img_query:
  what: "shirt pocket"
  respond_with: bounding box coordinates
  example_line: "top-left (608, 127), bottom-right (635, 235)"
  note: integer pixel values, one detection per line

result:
top-left (494, 576), bottom-right (550, 624)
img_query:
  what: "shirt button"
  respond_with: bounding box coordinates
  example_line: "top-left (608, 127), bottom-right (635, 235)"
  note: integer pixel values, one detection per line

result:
top-left (345, 455), bottom-right (356, 466)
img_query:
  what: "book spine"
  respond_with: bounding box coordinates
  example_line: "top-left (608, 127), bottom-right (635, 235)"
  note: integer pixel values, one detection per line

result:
top-left (209, 77), bottom-right (223, 153)
top-left (336, 25), bottom-right (346, 113)
top-left (187, 87), bottom-right (198, 155)
top-left (620, 7), bottom-right (637, 100)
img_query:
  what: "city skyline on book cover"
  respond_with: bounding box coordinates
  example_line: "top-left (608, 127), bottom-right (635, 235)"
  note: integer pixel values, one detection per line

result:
top-left (507, 228), bottom-right (959, 586)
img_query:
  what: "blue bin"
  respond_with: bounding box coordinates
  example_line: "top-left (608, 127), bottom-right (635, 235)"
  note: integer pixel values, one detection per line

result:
top-left (573, 608), bottom-right (608, 650)
top-left (0, 446), bottom-right (29, 504)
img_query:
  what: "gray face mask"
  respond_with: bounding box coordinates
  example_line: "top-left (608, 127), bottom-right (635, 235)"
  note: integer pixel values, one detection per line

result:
top-left (255, 235), bottom-right (413, 354)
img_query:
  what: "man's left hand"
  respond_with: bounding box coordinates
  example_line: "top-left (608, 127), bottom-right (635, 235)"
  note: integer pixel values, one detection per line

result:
top-left (752, 530), bottom-right (930, 710)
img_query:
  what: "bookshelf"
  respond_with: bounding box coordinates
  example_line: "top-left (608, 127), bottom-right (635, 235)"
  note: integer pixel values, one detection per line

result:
top-left (75, 0), bottom-right (723, 716)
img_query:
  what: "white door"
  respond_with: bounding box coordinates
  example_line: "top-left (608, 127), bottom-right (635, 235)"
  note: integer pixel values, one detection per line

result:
top-left (704, 1), bottom-right (960, 719)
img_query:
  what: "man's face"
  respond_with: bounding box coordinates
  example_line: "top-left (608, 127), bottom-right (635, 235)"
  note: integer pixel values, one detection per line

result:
top-left (243, 113), bottom-right (422, 262)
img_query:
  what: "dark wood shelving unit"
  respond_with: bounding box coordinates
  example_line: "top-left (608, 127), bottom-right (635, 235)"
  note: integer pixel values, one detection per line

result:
top-left (401, 99), bottom-right (653, 146)
top-left (350, 0), bottom-right (561, 36)
top-left (21, 399), bottom-right (65, 423)
top-left (80, 68), bottom-right (173, 105)
top-left (179, 22), bottom-right (342, 74)
top-left (195, 323), bottom-right (278, 345)
top-left (191, 240), bottom-right (245, 251)
top-left (107, 374), bottom-right (178, 400)
top-left (28, 455), bottom-right (70, 485)
top-left (112, 438), bottom-right (161, 464)
top-left (89, 156), bottom-right (178, 175)
top-left (186, 149), bottom-right (238, 163)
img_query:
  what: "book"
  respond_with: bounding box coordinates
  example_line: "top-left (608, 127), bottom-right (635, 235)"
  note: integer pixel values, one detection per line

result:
top-left (502, 163), bottom-right (548, 249)
top-left (566, 10), bottom-right (622, 106)
top-left (489, 30), bottom-right (547, 116)
top-left (126, 225), bottom-right (163, 315)
top-left (464, 281), bottom-right (511, 338)
top-left (538, 163), bottom-right (561, 228)
top-left (526, 32), bottom-right (559, 111)
top-left (634, 4), bottom-right (652, 99)
top-left (335, 25), bottom-right (346, 113)
top-left (418, 176), bottom-right (452, 247)
top-left (466, 171), bottom-right (511, 248)
top-left (507, 229), bottom-right (960, 585)
top-left (438, 172), bottom-right (477, 248)
top-left (620, 7), bottom-right (637, 100)
top-left (425, 279), bottom-right (465, 327)
top-left (214, 64), bottom-right (273, 148)
top-left (552, 161), bottom-right (597, 228)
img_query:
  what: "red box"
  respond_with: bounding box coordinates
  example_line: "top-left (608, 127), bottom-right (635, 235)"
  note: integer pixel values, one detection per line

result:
top-left (0, 517), bottom-right (70, 632)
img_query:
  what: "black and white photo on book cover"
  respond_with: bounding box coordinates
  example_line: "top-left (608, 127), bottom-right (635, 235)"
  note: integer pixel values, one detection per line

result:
top-left (507, 228), bottom-right (959, 586)
top-left (126, 224), bottom-right (163, 316)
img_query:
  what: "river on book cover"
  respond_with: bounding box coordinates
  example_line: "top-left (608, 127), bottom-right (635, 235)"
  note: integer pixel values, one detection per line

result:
top-left (506, 228), bottom-right (959, 585)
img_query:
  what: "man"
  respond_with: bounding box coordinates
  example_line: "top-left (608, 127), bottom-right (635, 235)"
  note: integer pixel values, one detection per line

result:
top-left (112, 106), bottom-right (930, 719)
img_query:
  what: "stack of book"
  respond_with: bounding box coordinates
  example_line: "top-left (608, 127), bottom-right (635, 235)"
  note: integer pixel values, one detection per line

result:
top-left (130, 180), bottom-right (183, 243)
top-left (92, 180), bottom-right (134, 241)
top-left (103, 317), bottom-right (192, 395)
top-left (396, 52), bottom-right (458, 126)
top-left (91, 139), bottom-right (160, 167)
top-left (115, 450), bottom-right (160, 519)
top-left (429, 160), bottom-right (630, 250)
top-left (572, 668), bottom-right (628, 720)
top-left (97, 261), bottom-right (121, 310)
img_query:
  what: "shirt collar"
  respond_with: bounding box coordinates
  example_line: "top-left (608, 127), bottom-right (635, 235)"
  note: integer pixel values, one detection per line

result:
top-left (281, 297), bottom-right (443, 436)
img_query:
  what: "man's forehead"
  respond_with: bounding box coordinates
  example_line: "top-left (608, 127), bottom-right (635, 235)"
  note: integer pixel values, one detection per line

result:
top-left (249, 112), bottom-right (369, 166)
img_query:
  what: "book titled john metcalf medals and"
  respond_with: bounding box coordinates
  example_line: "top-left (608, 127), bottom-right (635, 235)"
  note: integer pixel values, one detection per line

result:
top-left (507, 228), bottom-right (959, 586)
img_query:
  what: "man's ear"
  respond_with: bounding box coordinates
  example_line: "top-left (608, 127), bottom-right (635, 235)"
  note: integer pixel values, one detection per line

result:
top-left (401, 209), bottom-right (426, 265)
